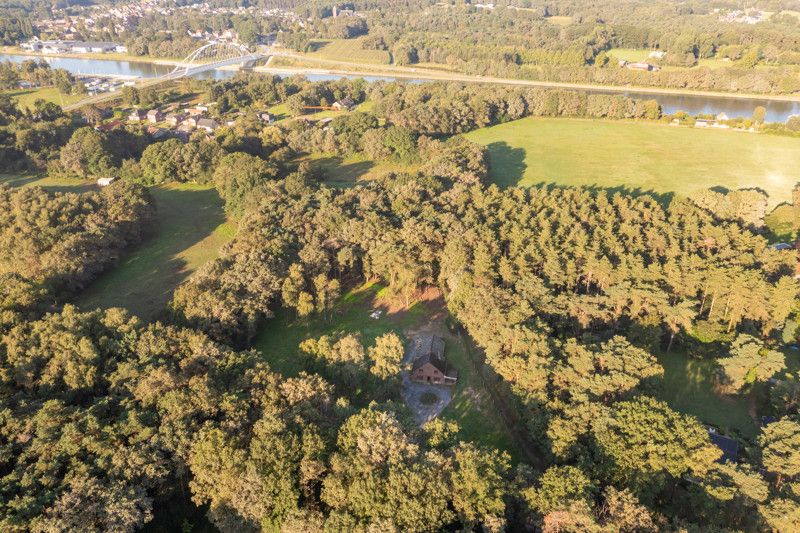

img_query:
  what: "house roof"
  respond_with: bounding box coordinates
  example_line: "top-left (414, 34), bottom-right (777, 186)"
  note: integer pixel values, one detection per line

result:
top-left (410, 334), bottom-right (457, 378)
top-left (197, 118), bottom-right (218, 128)
top-left (709, 432), bottom-right (739, 463)
top-left (413, 333), bottom-right (445, 360)
top-left (412, 351), bottom-right (447, 373)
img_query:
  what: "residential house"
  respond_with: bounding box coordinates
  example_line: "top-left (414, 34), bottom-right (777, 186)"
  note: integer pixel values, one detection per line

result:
top-left (147, 109), bottom-right (165, 123)
top-left (196, 118), bottom-right (219, 133)
top-left (128, 109), bottom-right (147, 122)
top-left (257, 111), bottom-right (274, 123)
top-left (95, 120), bottom-right (124, 132)
top-left (166, 112), bottom-right (187, 126)
top-left (708, 429), bottom-right (739, 463)
top-left (332, 97), bottom-right (356, 111)
top-left (146, 126), bottom-right (169, 140)
top-left (97, 177), bottom-right (116, 187)
top-left (410, 334), bottom-right (457, 386)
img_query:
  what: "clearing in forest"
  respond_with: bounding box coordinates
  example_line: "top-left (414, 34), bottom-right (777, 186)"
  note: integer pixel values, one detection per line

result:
top-left (655, 349), bottom-right (758, 438)
top-left (76, 183), bottom-right (234, 321)
top-left (465, 117), bottom-right (800, 206)
top-left (307, 38), bottom-right (392, 65)
top-left (253, 282), bottom-right (524, 461)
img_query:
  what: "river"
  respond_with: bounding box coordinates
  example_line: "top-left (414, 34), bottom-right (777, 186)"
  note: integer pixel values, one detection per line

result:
top-left (3, 53), bottom-right (799, 122)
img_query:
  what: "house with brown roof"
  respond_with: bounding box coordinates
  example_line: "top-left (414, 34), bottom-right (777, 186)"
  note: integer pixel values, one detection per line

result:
top-left (410, 334), bottom-right (457, 386)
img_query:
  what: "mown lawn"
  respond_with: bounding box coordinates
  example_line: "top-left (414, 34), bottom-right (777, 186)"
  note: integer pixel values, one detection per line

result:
top-left (0, 172), bottom-right (96, 193)
top-left (308, 38), bottom-right (392, 65)
top-left (253, 282), bottom-right (427, 377)
top-left (465, 117), bottom-right (800, 206)
top-left (654, 349), bottom-right (758, 438)
top-left (76, 183), bottom-right (234, 321)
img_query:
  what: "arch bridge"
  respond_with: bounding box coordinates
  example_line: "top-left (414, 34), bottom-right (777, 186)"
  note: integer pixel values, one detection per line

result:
top-left (64, 42), bottom-right (262, 110)
top-left (167, 42), bottom-right (262, 79)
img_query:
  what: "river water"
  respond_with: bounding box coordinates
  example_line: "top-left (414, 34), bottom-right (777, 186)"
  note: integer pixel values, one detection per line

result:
top-left (3, 53), bottom-right (799, 122)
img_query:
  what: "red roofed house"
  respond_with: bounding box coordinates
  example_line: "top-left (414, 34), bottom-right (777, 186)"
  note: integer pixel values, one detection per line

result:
top-left (410, 334), bottom-right (457, 386)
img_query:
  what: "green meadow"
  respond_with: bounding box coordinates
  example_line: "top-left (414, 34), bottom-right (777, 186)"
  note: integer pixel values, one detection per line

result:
top-left (465, 117), bottom-right (800, 207)
top-left (76, 183), bottom-right (234, 320)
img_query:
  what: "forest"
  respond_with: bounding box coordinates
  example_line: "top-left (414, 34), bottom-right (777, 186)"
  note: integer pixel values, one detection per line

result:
top-left (0, 70), bottom-right (799, 532)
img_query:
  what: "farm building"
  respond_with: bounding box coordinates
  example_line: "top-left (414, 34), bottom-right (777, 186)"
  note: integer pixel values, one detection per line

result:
top-left (410, 334), bottom-right (457, 386)
top-left (166, 112), bottom-right (187, 126)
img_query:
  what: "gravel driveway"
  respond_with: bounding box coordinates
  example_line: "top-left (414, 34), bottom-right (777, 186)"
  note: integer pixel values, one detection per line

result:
top-left (400, 336), bottom-right (453, 425)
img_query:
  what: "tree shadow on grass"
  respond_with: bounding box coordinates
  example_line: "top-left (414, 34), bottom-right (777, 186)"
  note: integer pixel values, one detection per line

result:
top-left (526, 181), bottom-right (676, 207)
top-left (0, 174), bottom-right (40, 188)
top-left (310, 156), bottom-right (375, 184)
top-left (75, 186), bottom-right (228, 322)
top-left (486, 141), bottom-right (527, 187)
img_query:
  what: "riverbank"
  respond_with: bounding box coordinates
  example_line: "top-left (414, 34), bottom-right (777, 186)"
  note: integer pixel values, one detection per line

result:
top-left (5, 45), bottom-right (800, 105)
top-left (263, 53), bottom-right (800, 104)
top-left (0, 46), bottom-right (183, 67)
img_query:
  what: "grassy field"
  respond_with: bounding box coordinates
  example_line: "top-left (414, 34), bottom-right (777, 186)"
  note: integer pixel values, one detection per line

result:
top-left (307, 38), bottom-right (392, 65)
top-left (301, 152), bottom-right (420, 185)
top-left (0, 175), bottom-right (232, 319)
top-left (607, 48), bottom-right (653, 63)
top-left (76, 183), bottom-right (234, 321)
top-left (655, 350), bottom-right (758, 438)
top-left (4, 87), bottom-right (84, 110)
top-left (253, 283), bottom-right (522, 459)
top-left (544, 15), bottom-right (573, 26)
top-left (0, 172), bottom-right (96, 193)
top-left (465, 117), bottom-right (800, 206)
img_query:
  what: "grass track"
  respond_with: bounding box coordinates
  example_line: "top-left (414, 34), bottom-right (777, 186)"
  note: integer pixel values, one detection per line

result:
top-left (465, 117), bottom-right (800, 206)
top-left (76, 183), bottom-right (233, 320)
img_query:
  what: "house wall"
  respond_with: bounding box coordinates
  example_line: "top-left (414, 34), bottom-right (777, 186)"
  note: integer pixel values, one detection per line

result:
top-left (412, 364), bottom-right (444, 384)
